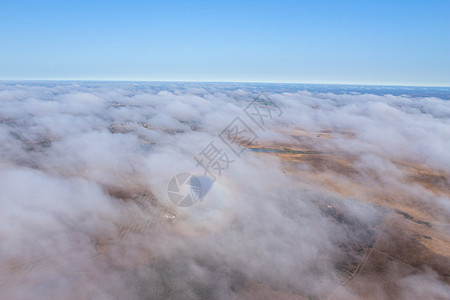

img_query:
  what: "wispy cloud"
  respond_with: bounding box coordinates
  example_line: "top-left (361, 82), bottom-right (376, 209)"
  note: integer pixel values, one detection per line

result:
top-left (0, 82), bottom-right (448, 299)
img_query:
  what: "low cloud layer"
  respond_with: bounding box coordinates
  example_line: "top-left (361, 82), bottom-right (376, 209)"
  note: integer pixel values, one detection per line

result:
top-left (0, 82), bottom-right (449, 299)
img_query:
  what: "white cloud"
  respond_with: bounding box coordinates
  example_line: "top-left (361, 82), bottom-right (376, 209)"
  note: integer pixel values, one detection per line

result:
top-left (0, 82), bottom-right (448, 299)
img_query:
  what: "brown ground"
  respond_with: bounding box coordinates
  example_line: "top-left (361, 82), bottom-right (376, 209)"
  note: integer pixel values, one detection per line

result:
top-left (244, 128), bottom-right (450, 299)
top-left (6, 126), bottom-right (449, 299)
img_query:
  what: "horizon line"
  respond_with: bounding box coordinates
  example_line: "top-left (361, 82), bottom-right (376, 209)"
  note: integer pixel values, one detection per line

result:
top-left (0, 79), bottom-right (449, 89)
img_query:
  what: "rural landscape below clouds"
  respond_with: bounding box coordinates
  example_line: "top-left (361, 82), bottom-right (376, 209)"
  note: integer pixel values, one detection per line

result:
top-left (0, 81), bottom-right (449, 299)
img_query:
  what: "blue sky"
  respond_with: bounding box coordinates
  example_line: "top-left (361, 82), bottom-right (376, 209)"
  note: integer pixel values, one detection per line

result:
top-left (0, 0), bottom-right (449, 86)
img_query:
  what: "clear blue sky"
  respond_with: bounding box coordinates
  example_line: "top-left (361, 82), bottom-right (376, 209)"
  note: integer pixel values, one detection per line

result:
top-left (1, 0), bottom-right (449, 86)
